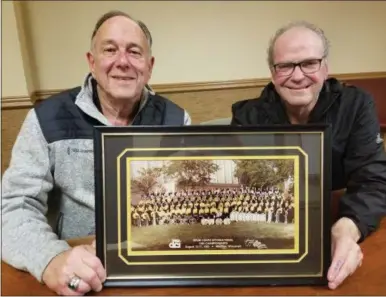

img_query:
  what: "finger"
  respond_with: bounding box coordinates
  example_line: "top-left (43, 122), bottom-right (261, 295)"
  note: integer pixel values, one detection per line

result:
top-left (60, 287), bottom-right (82, 296)
top-left (329, 249), bottom-right (358, 289)
top-left (75, 278), bottom-right (92, 294)
top-left (355, 250), bottom-right (364, 271)
top-left (358, 256), bottom-right (363, 267)
top-left (74, 258), bottom-right (103, 292)
top-left (349, 246), bottom-right (363, 275)
top-left (60, 271), bottom-right (91, 296)
top-left (59, 266), bottom-right (82, 296)
top-left (70, 246), bottom-right (102, 292)
top-left (327, 241), bottom-right (347, 281)
top-left (62, 278), bottom-right (92, 296)
top-left (82, 254), bottom-right (106, 283)
top-left (83, 245), bottom-right (106, 282)
top-left (328, 257), bottom-right (345, 282)
top-left (91, 240), bottom-right (96, 249)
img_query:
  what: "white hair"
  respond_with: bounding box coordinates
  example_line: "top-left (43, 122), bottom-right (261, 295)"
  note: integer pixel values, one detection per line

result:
top-left (267, 21), bottom-right (330, 67)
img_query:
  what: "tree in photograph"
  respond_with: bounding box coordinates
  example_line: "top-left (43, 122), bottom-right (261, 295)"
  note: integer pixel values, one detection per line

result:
top-left (131, 167), bottom-right (163, 196)
top-left (163, 160), bottom-right (219, 189)
top-left (275, 159), bottom-right (294, 181)
top-left (234, 159), bottom-right (294, 188)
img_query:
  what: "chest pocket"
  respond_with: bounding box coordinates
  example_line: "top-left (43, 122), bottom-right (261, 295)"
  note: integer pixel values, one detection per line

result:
top-left (51, 139), bottom-right (95, 198)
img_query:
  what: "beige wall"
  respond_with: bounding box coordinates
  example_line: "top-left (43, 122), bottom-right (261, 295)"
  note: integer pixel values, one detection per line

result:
top-left (2, 1), bottom-right (29, 97)
top-left (2, 0), bottom-right (386, 97)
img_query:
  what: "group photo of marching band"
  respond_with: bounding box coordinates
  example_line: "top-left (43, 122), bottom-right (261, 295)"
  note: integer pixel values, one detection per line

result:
top-left (128, 158), bottom-right (297, 251)
top-left (131, 187), bottom-right (295, 227)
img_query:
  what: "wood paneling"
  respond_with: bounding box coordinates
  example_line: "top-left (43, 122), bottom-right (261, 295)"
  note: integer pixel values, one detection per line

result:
top-left (159, 87), bottom-right (263, 124)
top-left (2, 108), bottom-right (31, 173)
top-left (1, 96), bottom-right (34, 109)
top-left (340, 77), bottom-right (386, 128)
top-left (2, 72), bottom-right (386, 173)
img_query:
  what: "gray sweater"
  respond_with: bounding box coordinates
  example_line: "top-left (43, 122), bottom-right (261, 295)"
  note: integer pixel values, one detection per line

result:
top-left (1, 75), bottom-right (191, 282)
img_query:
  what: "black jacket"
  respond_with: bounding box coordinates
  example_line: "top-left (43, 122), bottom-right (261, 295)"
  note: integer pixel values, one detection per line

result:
top-left (231, 78), bottom-right (386, 242)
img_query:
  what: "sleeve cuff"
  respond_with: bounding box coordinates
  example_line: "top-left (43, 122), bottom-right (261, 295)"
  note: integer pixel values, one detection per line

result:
top-left (337, 213), bottom-right (368, 243)
top-left (30, 240), bottom-right (71, 283)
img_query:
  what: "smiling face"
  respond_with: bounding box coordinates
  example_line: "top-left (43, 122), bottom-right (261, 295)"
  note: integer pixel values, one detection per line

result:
top-left (87, 16), bottom-right (154, 103)
top-left (270, 27), bottom-right (328, 108)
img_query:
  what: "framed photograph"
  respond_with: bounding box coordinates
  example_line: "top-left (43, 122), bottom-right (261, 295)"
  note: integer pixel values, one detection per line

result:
top-left (93, 124), bottom-right (332, 287)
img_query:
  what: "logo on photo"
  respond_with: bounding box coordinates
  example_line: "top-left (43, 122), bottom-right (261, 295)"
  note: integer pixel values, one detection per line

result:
top-left (169, 239), bottom-right (181, 249)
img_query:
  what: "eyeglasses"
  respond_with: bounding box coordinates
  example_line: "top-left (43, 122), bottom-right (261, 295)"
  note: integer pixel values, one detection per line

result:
top-left (273, 58), bottom-right (324, 76)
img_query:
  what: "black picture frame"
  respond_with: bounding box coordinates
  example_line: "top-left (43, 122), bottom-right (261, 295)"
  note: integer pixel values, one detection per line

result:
top-left (93, 124), bottom-right (332, 287)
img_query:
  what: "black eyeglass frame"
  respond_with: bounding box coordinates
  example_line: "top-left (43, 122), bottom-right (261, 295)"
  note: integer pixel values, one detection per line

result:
top-left (273, 57), bottom-right (325, 76)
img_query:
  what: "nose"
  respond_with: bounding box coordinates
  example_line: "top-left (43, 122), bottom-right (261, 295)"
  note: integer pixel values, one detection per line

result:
top-left (116, 51), bottom-right (131, 67)
top-left (291, 65), bottom-right (305, 81)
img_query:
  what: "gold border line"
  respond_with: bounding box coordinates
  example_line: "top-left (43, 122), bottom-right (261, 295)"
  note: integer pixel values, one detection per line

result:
top-left (126, 155), bottom-right (298, 256)
top-left (116, 146), bottom-right (308, 265)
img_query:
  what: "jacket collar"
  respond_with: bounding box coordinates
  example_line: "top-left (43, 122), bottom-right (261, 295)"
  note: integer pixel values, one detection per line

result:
top-left (260, 78), bottom-right (342, 124)
top-left (74, 73), bottom-right (153, 125)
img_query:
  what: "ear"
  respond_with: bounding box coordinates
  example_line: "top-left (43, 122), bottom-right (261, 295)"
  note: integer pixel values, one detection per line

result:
top-left (148, 56), bottom-right (155, 78)
top-left (86, 51), bottom-right (96, 77)
top-left (270, 66), bottom-right (277, 86)
top-left (323, 59), bottom-right (329, 80)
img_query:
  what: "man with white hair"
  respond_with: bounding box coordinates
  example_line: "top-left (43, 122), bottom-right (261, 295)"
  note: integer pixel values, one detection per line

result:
top-left (231, 21), bottom-right (386, 289)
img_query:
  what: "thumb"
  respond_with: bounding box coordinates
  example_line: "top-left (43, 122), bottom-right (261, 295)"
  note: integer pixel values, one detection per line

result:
top-left (92, 239), bottom-right (96, 248)
top-left (328, 239), bottom-right (346, 281)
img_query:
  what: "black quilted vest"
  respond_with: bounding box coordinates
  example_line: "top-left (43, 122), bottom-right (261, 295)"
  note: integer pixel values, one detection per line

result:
top-left (34, 87), bottom-right (185, 143)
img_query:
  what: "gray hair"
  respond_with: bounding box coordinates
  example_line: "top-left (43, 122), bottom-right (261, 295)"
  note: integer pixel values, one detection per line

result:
top-left (91, 10), bottom-right (153, 53)
top-left (267, 21), bottom-right (330, 67)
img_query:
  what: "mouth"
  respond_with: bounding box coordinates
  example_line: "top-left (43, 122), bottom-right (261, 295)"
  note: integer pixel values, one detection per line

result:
top-left (287, 85), bottom-right (311, 90)
top-left (112, 76), bottom-right (136, 81)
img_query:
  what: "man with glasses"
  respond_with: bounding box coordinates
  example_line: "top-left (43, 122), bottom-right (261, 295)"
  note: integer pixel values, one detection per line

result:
top-left (231, 21), bottom-right (386, 289)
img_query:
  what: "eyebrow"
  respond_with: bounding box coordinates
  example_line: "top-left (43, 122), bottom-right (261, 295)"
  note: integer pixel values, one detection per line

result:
top-left (100, 39), bottom-right (145, 51)
top-left (275, 57), bottom-right (322, 64)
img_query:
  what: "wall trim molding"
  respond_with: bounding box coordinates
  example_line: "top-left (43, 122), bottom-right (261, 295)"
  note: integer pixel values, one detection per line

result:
top-left (2, 71), bottom-right (386, 104)
top-left (1, 96), bottom-right (34, 109)
top-left (151, 71), bottom-right (386, 94)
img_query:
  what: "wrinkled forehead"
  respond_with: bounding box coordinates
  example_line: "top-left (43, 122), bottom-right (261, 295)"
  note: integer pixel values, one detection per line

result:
top-left (93, 16), bottom-right (149, 50)
top-left (273, 27), bottom-right (325, 63)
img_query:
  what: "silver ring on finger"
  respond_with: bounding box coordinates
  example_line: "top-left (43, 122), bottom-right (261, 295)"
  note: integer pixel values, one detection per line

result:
top-left (67, 275), bottom-right (82, 291)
